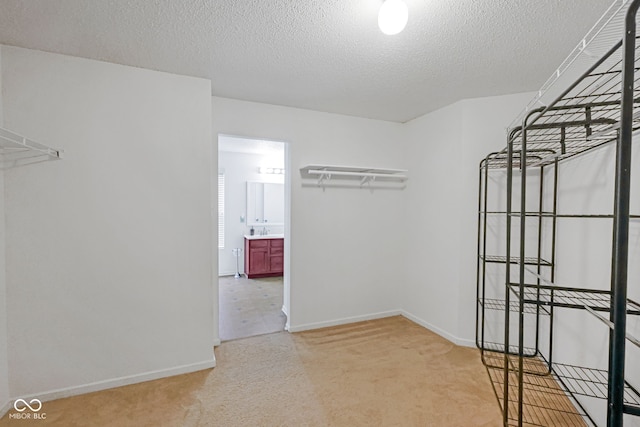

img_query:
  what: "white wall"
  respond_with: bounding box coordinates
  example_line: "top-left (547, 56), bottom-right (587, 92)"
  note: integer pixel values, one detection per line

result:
top-left (212, 97), bottom-right (406, 334)
top-left (1, 45), bottom-right (215, 399)
top-left (402, 92), bottom-right (535, 345)
top-left (0, 46), bottom-right (9, 415)
top-left (218, 149), bottom-right (284, 276)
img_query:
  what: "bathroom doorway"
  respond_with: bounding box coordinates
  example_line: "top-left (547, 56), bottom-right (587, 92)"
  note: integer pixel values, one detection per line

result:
top-left (217, 135), bottom-right (289, 341)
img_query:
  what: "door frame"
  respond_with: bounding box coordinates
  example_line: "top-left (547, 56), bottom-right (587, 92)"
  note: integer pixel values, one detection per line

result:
top-left (213, 134), bottom-right (292, 344)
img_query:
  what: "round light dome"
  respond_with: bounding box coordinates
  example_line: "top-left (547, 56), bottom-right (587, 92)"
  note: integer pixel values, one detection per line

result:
top-left (378, 0), bottom-right (408, 35)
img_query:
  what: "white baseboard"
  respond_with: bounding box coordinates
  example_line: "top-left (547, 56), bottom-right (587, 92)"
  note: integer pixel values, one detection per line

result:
top-left (213, 338), bottom-right (221, 347)
top-left (1, 312), bottom-right (472, 416)
top-left (400, 310), bottom-right (475, 348)
top-left (218, 272), bottom-right (237, 277)
top-left (0, 399), bottom-right (11, 418)
top-left (11, 358), bottom-right (216, 405)
top-left (288, 310), bottom-right (402, 333)
top-left (287, 310), bottom-right (474, 348)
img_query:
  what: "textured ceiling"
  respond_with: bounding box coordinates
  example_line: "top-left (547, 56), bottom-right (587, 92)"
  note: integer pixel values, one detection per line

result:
top-left (0, 0), bottom-right (614, 122)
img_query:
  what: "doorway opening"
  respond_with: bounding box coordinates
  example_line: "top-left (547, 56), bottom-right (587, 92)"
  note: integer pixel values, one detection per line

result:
top-left (217, 135), bottom-right (290, 341)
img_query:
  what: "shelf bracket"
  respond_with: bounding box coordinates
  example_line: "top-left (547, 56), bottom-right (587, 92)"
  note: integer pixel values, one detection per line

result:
top-left (579, 39), bottom-right (599, 58)
top-left (360, 175), bottom-right (376, 186)
top-left (317, 172), bottom-right (331, 186)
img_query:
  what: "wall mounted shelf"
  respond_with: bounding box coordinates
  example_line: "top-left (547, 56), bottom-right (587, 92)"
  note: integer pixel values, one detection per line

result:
top-left (299, 165), bottom-right (407, 189)
top-left (0, 126), bottom-right (63, 169)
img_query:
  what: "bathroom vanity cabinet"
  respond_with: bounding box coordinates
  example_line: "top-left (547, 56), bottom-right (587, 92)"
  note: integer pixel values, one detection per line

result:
top-left (244, 236), bottom-right (283, 278)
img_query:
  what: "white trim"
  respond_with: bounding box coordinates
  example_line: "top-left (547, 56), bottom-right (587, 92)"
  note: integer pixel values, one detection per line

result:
top-left (0, 399), bottom-right (11, 418)
top-left (213, 338), bottom-right (221, 347)
top-left (400, 311), bottom-right (475, 348)
top-left (288, 310), bottom-right (402, 332)
top-left (10, 358), bottom-right (216, 405)
top-left (218, 271), bottom-right (237, 277)
top-left (288, 310), bottom-right (475, 348)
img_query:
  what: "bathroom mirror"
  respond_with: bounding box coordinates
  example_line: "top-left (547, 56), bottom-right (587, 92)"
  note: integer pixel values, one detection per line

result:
top-left (247, 181), bottom-right (284, 226)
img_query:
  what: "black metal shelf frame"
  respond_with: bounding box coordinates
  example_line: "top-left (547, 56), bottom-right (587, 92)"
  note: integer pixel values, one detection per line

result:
top-left (476, 3), bottom-right (640, 426)
top-left (476, 147), bottom-right (558, 378)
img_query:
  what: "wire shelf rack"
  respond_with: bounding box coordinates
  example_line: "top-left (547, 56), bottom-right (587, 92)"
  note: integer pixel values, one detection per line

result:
top-left (480, 255), bottom-right (553, 267)
top-left (481, 342), bottom-right (538, 356)
top-left (487, 366), bottom-right (592, 427)
top-left (508, 0), bottom-right (631, 130)
top-left (485, 357), bottom-right (640, 425)
top-left (486, 36), bottom-right (640, 171)
top-left (481, 349), bottom-right (550, 376)
top-left (550, 362), bottom-right (640, 406)
top-left (480, 298), bottom-right (546, 315)
top-left (508, 284), bottom-right (640, 315)
top-left (476, 2), bottom-right (640, 424)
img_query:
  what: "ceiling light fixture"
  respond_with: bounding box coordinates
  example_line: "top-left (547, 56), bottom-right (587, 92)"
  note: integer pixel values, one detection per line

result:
top-left (259, 167), bottom-right (284, 175)
top-left (378, 0), bottom-right (408, 35)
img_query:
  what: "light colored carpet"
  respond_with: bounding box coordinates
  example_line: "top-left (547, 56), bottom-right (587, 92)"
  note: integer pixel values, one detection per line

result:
top-left (0, 316), bottom-right (502, 426)
top-left (219, 275), bottom-right (286, 341)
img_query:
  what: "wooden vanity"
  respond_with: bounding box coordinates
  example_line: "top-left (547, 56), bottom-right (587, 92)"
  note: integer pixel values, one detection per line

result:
top-left (244, 235), bottom-right (284, 278)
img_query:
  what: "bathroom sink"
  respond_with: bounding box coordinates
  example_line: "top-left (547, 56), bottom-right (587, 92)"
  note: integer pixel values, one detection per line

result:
top-left (244, 233), bottom-right (284, 240)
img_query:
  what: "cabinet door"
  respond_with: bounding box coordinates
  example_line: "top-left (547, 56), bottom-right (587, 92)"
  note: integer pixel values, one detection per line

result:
top-left (269, 255), bottom-right (283, 273)
top-left (249, 247), bottom-right (269, 274)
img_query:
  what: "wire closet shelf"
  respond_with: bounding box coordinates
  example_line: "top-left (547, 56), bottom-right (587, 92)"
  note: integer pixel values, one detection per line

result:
top-left (0, 126), bottom-right (63, 169)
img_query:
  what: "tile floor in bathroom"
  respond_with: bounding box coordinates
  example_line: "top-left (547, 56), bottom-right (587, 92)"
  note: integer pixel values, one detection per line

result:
top-left (219, 275), bottom-right (286, 341)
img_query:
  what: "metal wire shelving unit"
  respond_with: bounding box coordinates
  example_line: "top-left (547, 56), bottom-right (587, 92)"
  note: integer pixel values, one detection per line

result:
top-left (476, 2), bottom-right (640, 426)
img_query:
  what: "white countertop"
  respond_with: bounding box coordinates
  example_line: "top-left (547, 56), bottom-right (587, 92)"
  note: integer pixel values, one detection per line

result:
top-left (244, 234), bottom-right (284, 240)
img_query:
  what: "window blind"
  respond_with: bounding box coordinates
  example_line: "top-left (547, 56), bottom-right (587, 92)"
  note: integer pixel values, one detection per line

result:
top-left (218, 173), bottom-right (225, 249)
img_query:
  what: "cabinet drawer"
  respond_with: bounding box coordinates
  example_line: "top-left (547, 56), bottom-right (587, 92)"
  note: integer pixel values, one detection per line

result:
top-left (249, 240), bottom-right (269, 248)
top-left (270, 239), bottom-right (284, 248)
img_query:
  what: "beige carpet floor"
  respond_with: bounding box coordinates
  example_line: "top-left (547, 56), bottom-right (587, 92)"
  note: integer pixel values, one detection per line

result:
top-left (0, 316), bottom-right (502, 426)
top-left (219, 275), bottom-right (286, 341)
